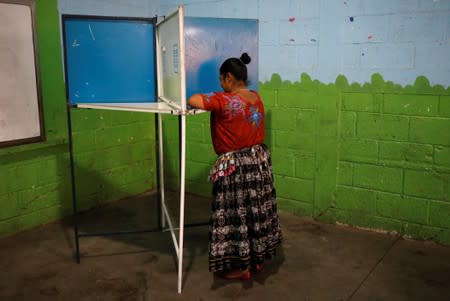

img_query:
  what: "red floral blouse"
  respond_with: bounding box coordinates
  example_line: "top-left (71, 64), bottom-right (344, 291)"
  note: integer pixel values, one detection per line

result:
top-left (200, 91), bottom-right (265, 154)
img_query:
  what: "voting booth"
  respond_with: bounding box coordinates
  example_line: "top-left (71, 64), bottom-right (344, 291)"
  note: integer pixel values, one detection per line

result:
top-left (62, 6), bottom-right (258, 293)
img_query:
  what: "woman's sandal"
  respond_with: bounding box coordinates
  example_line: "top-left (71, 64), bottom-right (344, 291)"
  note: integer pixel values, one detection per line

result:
top-left (252, 264), bottom-right (263, 273)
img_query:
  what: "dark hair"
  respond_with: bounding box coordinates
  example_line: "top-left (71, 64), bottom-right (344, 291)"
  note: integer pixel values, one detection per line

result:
top-left (219, 52), bottom-right (251, 83)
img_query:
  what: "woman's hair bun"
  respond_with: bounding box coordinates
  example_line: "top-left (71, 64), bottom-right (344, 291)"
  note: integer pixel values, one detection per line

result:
top-left (240, 52), bottom-right (251, 65)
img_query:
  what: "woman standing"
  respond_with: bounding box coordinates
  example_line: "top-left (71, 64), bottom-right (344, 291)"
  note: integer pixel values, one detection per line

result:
top-left (188, 53), bottom-right (282, 280)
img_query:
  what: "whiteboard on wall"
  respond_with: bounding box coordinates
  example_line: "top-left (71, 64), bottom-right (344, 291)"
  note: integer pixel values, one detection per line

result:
top-left (0, 0), bottom-right (44, 148)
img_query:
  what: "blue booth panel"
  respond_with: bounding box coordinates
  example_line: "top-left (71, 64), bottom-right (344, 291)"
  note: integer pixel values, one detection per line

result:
top-left (184, 17), bottom-right (259, 98)
top-left (63, 17), bottom-right (156, 105)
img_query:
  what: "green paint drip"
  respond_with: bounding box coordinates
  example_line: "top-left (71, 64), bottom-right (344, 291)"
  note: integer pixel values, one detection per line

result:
top-left (262, 73), bottom-right (450, 95)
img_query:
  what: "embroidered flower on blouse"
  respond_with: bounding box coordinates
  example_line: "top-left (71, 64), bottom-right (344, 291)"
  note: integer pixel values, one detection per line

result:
top-left (224, 95), bottom-right (246, 117)
top-left (248, 105), bottom-right (262, 128)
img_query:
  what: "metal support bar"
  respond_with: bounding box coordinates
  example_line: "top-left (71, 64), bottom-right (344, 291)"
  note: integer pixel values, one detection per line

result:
top-left (158, 113), bottom-right (166, 229)
top-left (178, 114), bottom-right (187, 294)
top-left (161, 196), bottom-right (180, 258)
top-left (67, 105), bottom-right (81, 264)
top-left (78, 228), bottom-right (163, 237)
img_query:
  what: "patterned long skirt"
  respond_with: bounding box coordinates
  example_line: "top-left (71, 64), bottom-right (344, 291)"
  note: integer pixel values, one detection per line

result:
top-left (208, 144), bottom-right (282, 272)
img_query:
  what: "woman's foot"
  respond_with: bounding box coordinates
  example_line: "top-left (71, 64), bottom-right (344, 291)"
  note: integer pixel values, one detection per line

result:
top-left (252, 264), bottom-right (263, 273)
top-left (218, 269), bottom-right (252, 280)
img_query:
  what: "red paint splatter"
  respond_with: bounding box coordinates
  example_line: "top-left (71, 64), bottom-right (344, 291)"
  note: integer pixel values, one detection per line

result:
top-left (368, 35), bottom-right (373, 40)
top-left (289, 17), bottom-right (296, 22)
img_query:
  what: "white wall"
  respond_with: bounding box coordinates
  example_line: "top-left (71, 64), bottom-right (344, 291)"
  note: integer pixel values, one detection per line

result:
top-left (58, 0), bottom-right (450, 87)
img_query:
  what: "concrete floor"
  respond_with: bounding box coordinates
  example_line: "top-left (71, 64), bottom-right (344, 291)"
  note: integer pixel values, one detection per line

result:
top-left (1, 192), bottom-right (449, 301)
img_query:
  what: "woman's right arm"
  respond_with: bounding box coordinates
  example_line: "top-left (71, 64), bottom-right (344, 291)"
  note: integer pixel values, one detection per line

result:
top-left (188, 94), bottom-right (206, 109)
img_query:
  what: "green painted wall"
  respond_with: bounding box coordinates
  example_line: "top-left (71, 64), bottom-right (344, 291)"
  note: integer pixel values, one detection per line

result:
top-left (0, 0), bottom-right (156, 237)
top-left (176, 73), bottom-right (450, 246)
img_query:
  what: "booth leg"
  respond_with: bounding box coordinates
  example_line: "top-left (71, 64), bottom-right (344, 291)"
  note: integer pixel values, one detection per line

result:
top-left (67, 106), bottom-right (80, 263)
top-left (177, 114), bottom-right (186, 293)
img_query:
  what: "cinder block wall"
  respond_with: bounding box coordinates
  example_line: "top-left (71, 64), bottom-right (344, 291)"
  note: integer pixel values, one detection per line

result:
top-left (0, 0), bottom-right (157, 237)
top-left (181, 74), bottom-right (450, 245)
top-left (155, 0), bottom-right (450, 87)
top-left (333, 76), bottom-right (449, 243)
top-left (158, 0), bottom-right (450, 245)
top-left (0, 0), bottom-right (71, 235)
